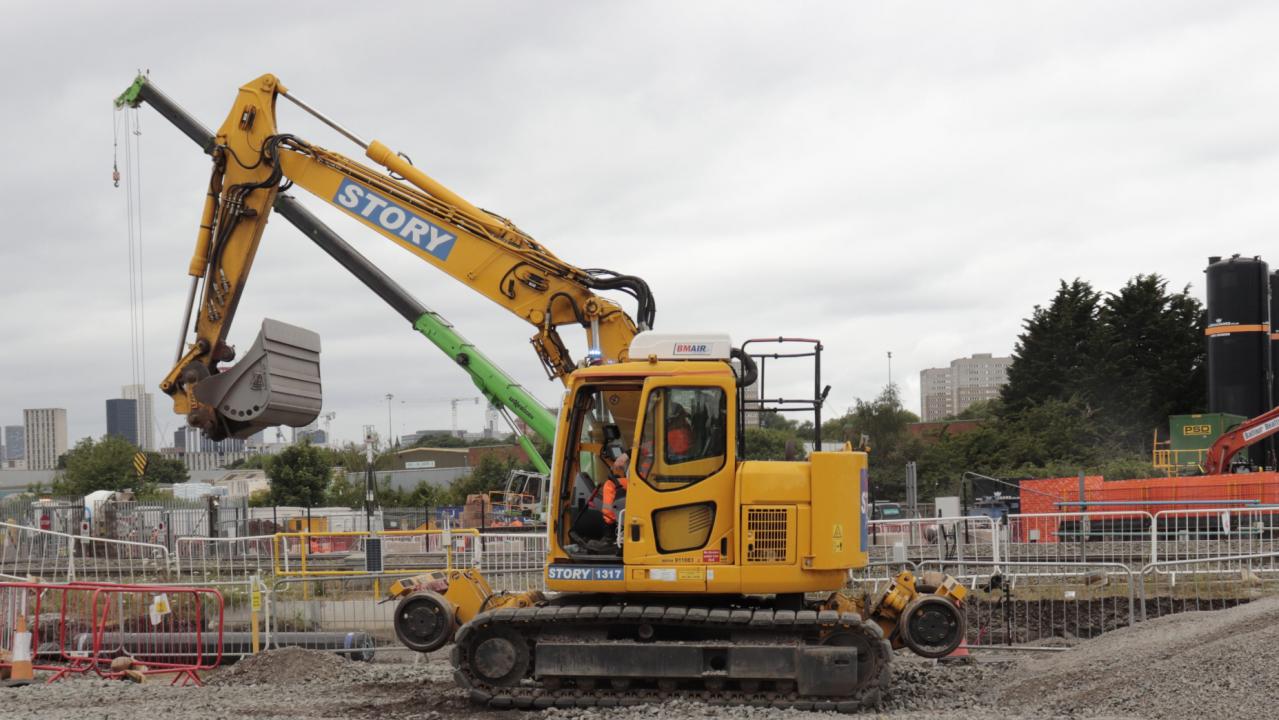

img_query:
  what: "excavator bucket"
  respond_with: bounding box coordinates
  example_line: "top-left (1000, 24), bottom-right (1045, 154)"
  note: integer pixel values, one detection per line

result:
top-left (193, 318), bottom-right (322, 439)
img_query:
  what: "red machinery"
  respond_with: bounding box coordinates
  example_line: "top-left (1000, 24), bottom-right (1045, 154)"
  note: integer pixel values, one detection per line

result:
top-left (1204, 405), bottom-right (1279, 474)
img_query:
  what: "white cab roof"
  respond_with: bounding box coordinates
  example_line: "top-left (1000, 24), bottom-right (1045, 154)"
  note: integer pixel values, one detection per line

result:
top-left (628, 332), bottom-right (733, 361)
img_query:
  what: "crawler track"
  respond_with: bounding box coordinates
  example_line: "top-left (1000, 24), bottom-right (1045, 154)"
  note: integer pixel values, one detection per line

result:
top-left (450, 603), bottom-right (893, 712)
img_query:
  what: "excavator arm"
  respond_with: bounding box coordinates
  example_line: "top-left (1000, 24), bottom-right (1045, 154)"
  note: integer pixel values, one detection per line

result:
top-left (118, 72), bottom-right (651, 442)
top-left (118, 74), bottom-right (560, 465)
top-left (1204, 406), bottom-right (1279, 474)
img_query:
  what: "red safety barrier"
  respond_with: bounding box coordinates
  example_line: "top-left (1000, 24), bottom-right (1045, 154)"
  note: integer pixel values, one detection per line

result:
top-left (1, 581), bottom-right (224, 686)
top-left (0, 582), bottom-right (89, 676)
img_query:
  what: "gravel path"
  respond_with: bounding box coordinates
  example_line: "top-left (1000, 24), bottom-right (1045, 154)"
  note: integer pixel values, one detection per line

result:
top-left (5, 597), bottom-right (1277, 719)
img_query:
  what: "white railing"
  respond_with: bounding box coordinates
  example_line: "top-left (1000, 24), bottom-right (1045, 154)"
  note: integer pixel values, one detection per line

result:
top-left (0, 521), bottom-right (171, 583)
top-left (1151, 507), bottom-right (1279, 565)
top-left (175, 534), bottom-right (278, 579)
top-left (1004, 511), bottom-right (1155, 567)
top-left (867, 515), bottom-right (1000, 564)
top-left (478, 532), bottom-right (548, 592)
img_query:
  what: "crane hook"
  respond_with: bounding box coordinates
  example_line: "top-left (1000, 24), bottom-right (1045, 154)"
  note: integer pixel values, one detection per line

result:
top-left (113, 162), bottom-right (120, 188)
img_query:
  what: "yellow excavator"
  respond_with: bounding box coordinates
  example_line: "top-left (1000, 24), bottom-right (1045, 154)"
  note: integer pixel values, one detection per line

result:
top-left (120, 72), bottom-right (969, 710)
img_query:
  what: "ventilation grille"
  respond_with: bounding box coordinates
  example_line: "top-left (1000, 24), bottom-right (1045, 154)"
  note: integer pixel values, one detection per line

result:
top-left (688, 505), bottom-right (714, 534)
top-left (746, 506), bottom-right (790, 563)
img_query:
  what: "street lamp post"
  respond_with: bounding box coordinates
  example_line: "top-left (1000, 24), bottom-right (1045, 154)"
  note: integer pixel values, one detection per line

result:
top-left (385, 393), bottom-right (394, 449)
top-left (364, 431), bottom-right (375, 532)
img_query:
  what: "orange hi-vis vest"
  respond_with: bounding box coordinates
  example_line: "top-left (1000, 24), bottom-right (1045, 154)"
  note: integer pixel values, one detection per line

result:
top-left (602, 474), bottom-right (629, 524)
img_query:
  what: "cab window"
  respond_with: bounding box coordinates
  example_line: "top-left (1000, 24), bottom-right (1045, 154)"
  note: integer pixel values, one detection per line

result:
top-left (636, 387), bottom-right (727, 491)
top-left (559, 384), bottom-right (643, 532)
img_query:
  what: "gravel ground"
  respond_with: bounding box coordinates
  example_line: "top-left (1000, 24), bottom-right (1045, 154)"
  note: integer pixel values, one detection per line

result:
top-left (5, 598), bottom-right (1278, 719)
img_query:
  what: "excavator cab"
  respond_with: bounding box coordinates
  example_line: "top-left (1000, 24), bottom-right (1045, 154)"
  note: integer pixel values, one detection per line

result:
top-left (550, 334), bottom-right (742, 576)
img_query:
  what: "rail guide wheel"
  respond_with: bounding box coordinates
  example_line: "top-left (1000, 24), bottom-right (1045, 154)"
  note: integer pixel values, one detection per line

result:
top-left (394, 590), bottom-right (456, 653)
top-left (899, 595), bottom-right (966, 658)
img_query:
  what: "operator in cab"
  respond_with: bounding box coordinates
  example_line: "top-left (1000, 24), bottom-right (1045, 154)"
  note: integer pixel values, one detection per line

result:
top-left (568, 440), bottom-right (631, 555)
top-left (600, 443), bottom-right (630, 534)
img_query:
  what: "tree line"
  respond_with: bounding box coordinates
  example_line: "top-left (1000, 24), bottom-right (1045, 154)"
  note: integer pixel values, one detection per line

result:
top-left (39, 429), bottom-right (534, 512)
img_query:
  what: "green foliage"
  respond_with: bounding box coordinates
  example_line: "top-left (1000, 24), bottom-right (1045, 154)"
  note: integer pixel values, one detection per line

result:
top-left (742, 427), bottom-right (806, 461)
top-left (1000, 275), bottom-right (1204, 439)
top-left (1091, 275), bottom-right (1206, 445)
top-left (325, 471), bottom-right (366, 507)
top-left (820, 384), bottom-right (920, 499)
top-left (52, 435), bottom-right (156, 496)
top-left (1002, 279), bottom-right (1102, 414)
top-left (266, 441), bottom-right (331, 507)
top-left (411, 432), bottom-right (470, 448)
top-left (940, 399), bottom-right (1000, 421)
top-left (443, 454), bottom-right (520, 505)
top-left (759, 412), bottom-right (797, 431)
top-left (247, 488), bottom-right (273, 507)
top-left (377, 477), bottom-right (445, 508)
top-left (889, 274), bottom-right (1207, 502)
top-left (143, 452), bottom-right (189, 485)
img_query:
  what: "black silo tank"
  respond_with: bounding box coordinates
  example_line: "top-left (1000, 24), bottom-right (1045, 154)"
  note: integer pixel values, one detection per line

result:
top-left (1271, 270), bottom-right (1279, 407)
top-left (1205, 255), bottom-right (1271, 466)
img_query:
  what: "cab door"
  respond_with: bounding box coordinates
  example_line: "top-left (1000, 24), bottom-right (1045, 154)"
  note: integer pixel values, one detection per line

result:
top-left (622, 376), bottom-right (736, 591)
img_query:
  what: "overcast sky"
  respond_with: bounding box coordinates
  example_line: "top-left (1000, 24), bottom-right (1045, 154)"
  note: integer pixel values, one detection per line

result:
top-left (1, 1), bottom-right (1275, 448)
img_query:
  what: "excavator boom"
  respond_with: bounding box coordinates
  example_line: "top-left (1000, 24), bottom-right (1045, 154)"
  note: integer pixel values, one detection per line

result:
top-left (1204, 405), bottom-right (1279, 474)
top-left (119, 72), bottom-right (636, 445)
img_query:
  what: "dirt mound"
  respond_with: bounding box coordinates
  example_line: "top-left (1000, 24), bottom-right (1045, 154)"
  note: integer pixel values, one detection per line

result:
top-left (995, 596), bottom-right (1279, 718)
top-left (210, 647), bottom-right (355, 686)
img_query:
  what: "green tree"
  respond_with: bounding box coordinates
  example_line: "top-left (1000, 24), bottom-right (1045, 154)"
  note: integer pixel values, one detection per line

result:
top-left (143, 452), bottom-right (189, 485)
top-left (1092, 275), bottom-right (1206, 445)
top-left (743, 427), bottom-right (806, 461)
top-left (759, 412), bottom-right (798, 431)
top-left (267, 441), bottom-right (331, 507)
top-left (905, 274), bottom-right (1209, 496)
top-left (53, 435), bottom-right (156, 496)
top-left (823, 384), bottom-right (919, 499)
top-left (411, 432), bottom-right (470, 448)
top-left (1001, 279), bottom-right (1102, 414)
top-left (443, 454), bottom-right (519, 505)
top-left (940, 399), bottom-right (1001, 421)
top-left (401, 480), bottom-right (444, 507)
top-left (247, 488), bottom-right (273, 507)
top-left (325, 470), bottom-right (366, 507)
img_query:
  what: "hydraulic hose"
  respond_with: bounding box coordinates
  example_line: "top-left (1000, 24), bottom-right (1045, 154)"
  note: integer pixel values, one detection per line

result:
top-left (731, 348), bottom-right (758, 388)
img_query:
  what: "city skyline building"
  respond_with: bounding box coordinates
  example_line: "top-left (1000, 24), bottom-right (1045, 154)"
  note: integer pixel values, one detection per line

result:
top-left (292, 420), bottom-right (320, 444)
top-left (105, 398), bottom-right (139, 446)
top-left (23, 408), bottom-right (68, 470)
top-left (168, 426), bottom-right (249, 471)
top-left (919, 353), bottom-right (1012, 422)
top-left (3, 426), bottom-right (23, 461)
top-left (121, 384), bottom-right (155, 451)
top-left (173, 426), bottom-right (246, 454)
